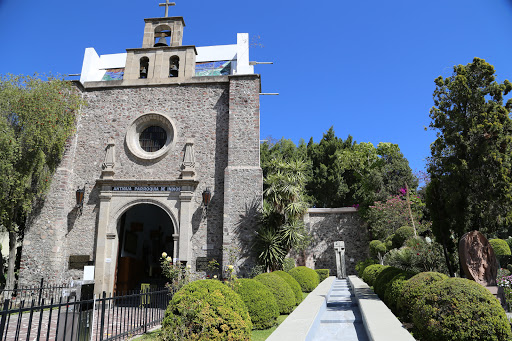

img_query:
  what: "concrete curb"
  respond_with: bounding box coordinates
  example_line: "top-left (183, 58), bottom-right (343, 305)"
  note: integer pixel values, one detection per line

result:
top-left (348, 276), bottom-right (415, 341)
top-left (266, 276), bottom-right (335, 341)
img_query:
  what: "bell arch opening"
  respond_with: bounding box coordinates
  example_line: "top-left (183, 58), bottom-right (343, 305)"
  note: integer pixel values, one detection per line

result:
top-left (114, 203), bottom-right (175, 293)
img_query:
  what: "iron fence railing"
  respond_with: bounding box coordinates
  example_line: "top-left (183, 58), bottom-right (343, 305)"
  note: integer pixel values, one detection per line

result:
top-left (0, 287), bottom-right (172, 341)
top-left (0, 278), bottom-right (71, 306)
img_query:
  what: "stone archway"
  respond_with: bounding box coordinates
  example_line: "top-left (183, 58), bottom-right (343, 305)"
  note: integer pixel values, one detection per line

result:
top-left (114, 203), bottom-right (176, 293)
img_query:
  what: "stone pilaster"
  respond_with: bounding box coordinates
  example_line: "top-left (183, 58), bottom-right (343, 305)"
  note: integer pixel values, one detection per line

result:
top-left (178, 191), bottom-right (194, 262)
top-left (222, 75), bottom-right (263, 276)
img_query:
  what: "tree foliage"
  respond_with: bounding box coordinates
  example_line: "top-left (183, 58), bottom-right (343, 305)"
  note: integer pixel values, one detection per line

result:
top-left (425, 58), bottom-right (512, 274)
top-left (0, 74), bottom-right (84, 289)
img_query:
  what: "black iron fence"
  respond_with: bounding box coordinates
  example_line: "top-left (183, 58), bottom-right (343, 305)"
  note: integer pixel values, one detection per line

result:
top-left (0, 278), bottom-right (71, 306)
top-left (0, 287), bottom-right (172, 341)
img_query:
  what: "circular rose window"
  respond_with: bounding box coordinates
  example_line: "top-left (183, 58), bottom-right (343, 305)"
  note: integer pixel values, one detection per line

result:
top-left (126, 113), bottom-right (176, 160)
top-left (139, 126), bottom-right (167, 152)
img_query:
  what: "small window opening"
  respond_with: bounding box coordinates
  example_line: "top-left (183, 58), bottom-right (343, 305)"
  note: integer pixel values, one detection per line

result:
top-left (139, 126), bottom-right (167, 152)
top-left (169, 56), bottom-right (179, 77)
top-left (139, 57), bottom-right (149, 79)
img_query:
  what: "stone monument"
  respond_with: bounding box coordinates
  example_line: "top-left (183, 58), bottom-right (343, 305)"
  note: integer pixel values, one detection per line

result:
top-left (459, 230), bottom-right (505, 308)
top-left (334, 241), bottom-right (346, 279)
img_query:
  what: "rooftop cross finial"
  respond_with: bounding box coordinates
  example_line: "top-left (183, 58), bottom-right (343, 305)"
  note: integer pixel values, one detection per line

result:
top-left (159, 0), bottom-right (176, 17)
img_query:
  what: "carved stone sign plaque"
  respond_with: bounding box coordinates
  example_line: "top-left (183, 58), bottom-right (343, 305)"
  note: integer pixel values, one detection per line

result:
top-left (69, 255), bottom-right (91, 270)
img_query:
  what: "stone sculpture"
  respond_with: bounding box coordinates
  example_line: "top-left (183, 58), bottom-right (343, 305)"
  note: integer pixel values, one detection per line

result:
top-left (459, 230), bottom-right (505, 308)
top-left (334, 241), bottom-right (346, 279)
top-left (459, 230), bottom-right (497, 286)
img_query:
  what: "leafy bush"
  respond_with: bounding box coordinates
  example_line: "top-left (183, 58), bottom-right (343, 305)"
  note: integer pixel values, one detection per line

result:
top-left (161, 279), bottom-right (251, 340)
top-left (254, 273), bottom-right (296, 314)
top-left (361, 264), bottom-right (388, 287)
top-left (315, 269), bottom-right (330, 283)
top-left (369, 240), bottom-right (387, 259)
top-left (287, 266), bottom-right (320, 293)
top-left (282, 258), bottom-right (295, 272)
top-left (383, 271), bottom-right (416, 315)
top-left (489, 238), bottom-right (511, 256)
top-left (392, 226), bottom-right (415, 249)
top-left (397, 271), bottom-right (448, 321)
top-left (412, 277), bottom-right (511, 341)
top-left (373, 266), bottom-right (402, 298)
top-left (232, 279), bottom-right (279, 330)
top-left (248, 264), bottom-right (266, 278)
top-left (384, 237), bottom-right (447, 274)
top-left (356, 258), bottom-right (378, 277)
top-left (273, 270), bottom-right (302, 305)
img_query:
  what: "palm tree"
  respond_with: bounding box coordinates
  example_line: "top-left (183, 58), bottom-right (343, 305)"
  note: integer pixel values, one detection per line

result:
top-left (255, 159), bottom-right (310, 271)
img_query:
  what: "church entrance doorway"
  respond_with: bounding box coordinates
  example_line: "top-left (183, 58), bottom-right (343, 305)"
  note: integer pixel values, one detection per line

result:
top-left (114, 204), bottom-right (175, 293)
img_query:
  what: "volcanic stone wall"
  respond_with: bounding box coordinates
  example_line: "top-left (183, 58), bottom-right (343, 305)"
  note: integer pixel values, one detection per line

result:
top-left (19, 75), bottom-right (262, 287)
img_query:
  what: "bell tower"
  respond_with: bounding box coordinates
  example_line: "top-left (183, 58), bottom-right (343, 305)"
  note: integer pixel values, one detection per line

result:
top-left (123, 1), bottom-right (196, 81)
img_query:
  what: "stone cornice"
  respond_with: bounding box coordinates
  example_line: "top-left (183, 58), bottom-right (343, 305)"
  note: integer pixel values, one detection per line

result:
top-left (96, 178), bottom-right (199, 187)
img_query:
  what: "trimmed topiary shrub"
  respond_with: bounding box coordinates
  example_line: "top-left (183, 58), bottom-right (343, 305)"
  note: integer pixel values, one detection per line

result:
top-left (397, 271), bottom-right (448, 321)
top-left (287, 266), bottom-right (320, 293)
top-left (369, 240), bottom-right (387, 259)
top-left (383, 271), bottom-right (416, 315)
top-left (361, 264), bottom-right (387, 287)
top-left (161, 279), bottom-right (251, 340)
top-left (489, 238), bottom-right (511, 256)
top-left (273, 270), bottom-right (302, 305)
top-left (283, 258), bottom-right (295, 272)
top-left (232, 278), bottom-right (279, 330)
top-left (490, 238), bottom-right (511, 267)
top-left (355, 258), bottom-right (378, 278)
top-left (254, 273), bottom-right (296, 314)
top-left (412, 277), bottom-right (511, 341)
top-left (373, 266), bottom-right (402, 298)
top-left (315, 269), bottom-right (330, 283)
top-left (392, 226), bottom-right (415, 249)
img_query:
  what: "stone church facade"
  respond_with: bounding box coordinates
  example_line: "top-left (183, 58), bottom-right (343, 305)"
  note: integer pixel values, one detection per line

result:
top-left (18, 8), bottom-right (262, 294)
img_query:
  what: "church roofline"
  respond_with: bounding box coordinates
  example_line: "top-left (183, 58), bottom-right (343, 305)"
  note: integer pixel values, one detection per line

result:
top-left (77, 73), bottom-right (261, 91)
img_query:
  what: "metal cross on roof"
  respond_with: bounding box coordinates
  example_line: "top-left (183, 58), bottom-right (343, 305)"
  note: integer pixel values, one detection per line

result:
top-left (159, 0), bottom-right (176, 17)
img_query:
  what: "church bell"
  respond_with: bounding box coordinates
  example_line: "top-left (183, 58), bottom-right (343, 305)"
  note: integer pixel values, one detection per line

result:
top-left (154, 37), bottom-right (169, 47)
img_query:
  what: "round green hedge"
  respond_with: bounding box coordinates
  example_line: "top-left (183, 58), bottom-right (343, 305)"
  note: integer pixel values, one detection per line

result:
top-left (489, 238), bottom-right (511, 256)
top-left (397, 271), bottom-right (448, 321)
top-left (383, 271), bottom-right (416, 315)
top-left (161, 279), bottom-right (251, 340)
top-left (392, 226), bottom-right (415, 249)
top-left (273, 270), bottom-right (302, 305)
top-left (361, 264), bottom-right (388, 287)
top-left (287, 266), bottom-right (320, 293)
top-left (315, 269), bottom-right (330, 283)
top-left (412, 277), bottom-right (511, 341)
top-left (254, 273), bottom-right (296, 314)
top-left (373, 266), bottom-right (403, 298)
top-left (355, 258), bottom-right (378, 278)
top-left (232, 278), bottom-right (279, 330)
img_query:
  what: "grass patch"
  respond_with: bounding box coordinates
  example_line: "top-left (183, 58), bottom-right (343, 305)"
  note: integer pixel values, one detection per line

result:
top-left (130, 329), bottom-right (160, 340)
top-left (251, 314), bottom-right (288, 341)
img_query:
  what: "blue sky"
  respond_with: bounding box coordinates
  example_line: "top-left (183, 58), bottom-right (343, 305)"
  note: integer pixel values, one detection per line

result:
top-left (1, 0), bottom-right (512, 174)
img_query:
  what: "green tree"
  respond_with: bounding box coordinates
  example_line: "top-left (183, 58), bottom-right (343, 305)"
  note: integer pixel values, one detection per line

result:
top-left (255, 158), bottom-right (310, 271)
top-left (0, 74), bottom-right (84, 289)
top-left (425, 58), bottom-right (512, 276)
